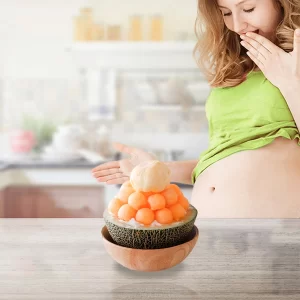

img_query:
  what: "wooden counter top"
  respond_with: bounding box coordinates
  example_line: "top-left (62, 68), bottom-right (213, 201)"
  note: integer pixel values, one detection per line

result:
top-left (0, 218), bottom-right (299, 299)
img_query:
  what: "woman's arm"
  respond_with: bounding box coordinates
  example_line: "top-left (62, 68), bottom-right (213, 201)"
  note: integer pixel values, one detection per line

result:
top-left (280, 79), bottom-right (300, 130)
top-left (164, 160), bottom-right (198, 185)
top-left (92, 143), bottom-right (199, 186)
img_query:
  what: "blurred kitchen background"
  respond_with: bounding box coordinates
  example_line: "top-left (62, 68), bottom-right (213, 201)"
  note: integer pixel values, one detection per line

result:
top-left (0, 0), bottom-right (210, 218)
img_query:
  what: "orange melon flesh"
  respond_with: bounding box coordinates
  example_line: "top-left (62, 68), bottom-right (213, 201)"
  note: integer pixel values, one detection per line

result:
top-left (168, 203), bottom-right (186, 221)
top-left (161, 187), bottom-right (178, 207)
top-left (121, 181), bottom-right (133, 189)
top-left (118, 181), bottom-right (135, 203)
top-left (108, 183), bottom-right (190, 226)
top-left (108, 198), bottom-right (123, 216)
top-left (118, 204), bottom-right (137, 221)
top-left (169, 184), bottom-right (183, 197)
top-left (178, 196), bottom-right (189, 210)
top-left (148, 194), bottom-right (166, 210)
top-left (155, 208), bottom-right (173, 224)
top-left (136, 208), bottom-right (155, 225)
top-left (128, 191), bottom-right (148, 210)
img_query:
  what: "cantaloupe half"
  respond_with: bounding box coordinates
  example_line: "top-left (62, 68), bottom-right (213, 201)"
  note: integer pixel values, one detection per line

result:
top-left (104, 205), bottom-right (197, 249)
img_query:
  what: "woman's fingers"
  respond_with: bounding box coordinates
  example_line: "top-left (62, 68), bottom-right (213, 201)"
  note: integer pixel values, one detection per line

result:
top-left (92, 161), bottom-right (120, 173)
top-left (93, 168), bottom-right (121, 178)
top-left (96, 172), bottom-right (127, 183)
top-left (106, 176), bottom-right (129, 185)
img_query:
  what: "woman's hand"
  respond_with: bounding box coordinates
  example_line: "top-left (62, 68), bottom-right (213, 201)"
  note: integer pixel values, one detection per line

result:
top-left (91, 142), bottom-right (156, 185)
top-left (240, 29), bottom-right (300, 89)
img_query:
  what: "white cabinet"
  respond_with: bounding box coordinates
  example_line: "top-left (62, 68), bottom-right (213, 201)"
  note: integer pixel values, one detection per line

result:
top-left (2, 186), bottom-right (104, 218)
top-left (67, 41), bottom-right (201, 121)
top-left (0, 168), bottom-right (106, 218)
top-left (68, 41), bottom-right (197, 70)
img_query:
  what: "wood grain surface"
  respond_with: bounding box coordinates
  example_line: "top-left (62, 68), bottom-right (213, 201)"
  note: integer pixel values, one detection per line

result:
top-left (0, 218), bottom-right (300, 299)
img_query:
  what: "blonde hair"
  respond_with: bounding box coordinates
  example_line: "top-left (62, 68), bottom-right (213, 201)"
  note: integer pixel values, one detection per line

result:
top-left (194, 0), bottom-right (300, 88)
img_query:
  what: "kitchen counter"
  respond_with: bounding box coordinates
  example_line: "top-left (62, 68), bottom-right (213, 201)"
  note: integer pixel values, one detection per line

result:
top-left (1, 218), bottom-right (300, 299)
top-left (0, 159), bottom-right (193, 189)
top-left (0, 160), bottom-right (105, 190)
top-left (0, 158), bottom-right (101, 170)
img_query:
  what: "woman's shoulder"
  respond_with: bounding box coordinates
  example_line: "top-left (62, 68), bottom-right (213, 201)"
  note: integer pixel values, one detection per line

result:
top-left (210, 70), bottom-right (264, 90)
top-left (245, 69), bottom-right (264, 78)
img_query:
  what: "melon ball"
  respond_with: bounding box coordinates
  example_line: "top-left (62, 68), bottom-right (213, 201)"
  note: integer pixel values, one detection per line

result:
top-left (168, 203), bottom-right (186, 221)
top-left (130, 160), bottom-right (171, 193)
top-left (161, 186), bottom-right (178, 207)
top-left (108, 197), bottom-right (124, 216)
top-left (178, 195), bottom-right (190, 210)
top-left (118, 181), bottom-right (135, 203)
top-left (136, 208), bottom-right (155, 225)
top-left (121, 181), bottom-right (133, 189)
top-left (155, 208), bottom-right (173, 224)
top-left (169, 183), bottom-right (183, 198)
top-left (148, 194), bottom-right (166, 210)
top-left (128, 191), bottom-right (148, 210)
top-left (117, 204), bottom-right (137, 221)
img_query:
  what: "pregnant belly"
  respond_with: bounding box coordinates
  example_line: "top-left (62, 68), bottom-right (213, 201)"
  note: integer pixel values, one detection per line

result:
top-left (191, 137), bottom-right (300, 218)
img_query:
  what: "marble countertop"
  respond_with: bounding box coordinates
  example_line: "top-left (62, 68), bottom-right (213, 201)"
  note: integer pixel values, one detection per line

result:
top-left (0, 158), bottom-right (101, 171)
top-left (0, 159), bottom-right (107, 189)
top-left (1, 218), bottom-right (300, 299)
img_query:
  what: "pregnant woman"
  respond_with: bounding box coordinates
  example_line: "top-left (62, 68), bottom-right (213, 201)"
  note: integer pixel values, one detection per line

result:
top-left (92, 0), bottom-right (300, 218)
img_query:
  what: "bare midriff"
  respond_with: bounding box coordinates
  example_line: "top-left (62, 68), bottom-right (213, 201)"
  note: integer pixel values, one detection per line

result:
top-left (191, 137), bottom-right (300, 218)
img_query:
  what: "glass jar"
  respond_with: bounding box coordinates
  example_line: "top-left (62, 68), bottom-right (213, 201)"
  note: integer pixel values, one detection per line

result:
top-left (80, 7), bottom-right (94, 41)
top-left (92, 23), bottom-right (105, 41)
top-left (128, 15), bottom-right (143, 41)
top-left (73, 16), bottom-right (85, 41)
top-left (107, 25), bottom-right (122, 40)
top-left (149, 15), bottom-right (163, 41)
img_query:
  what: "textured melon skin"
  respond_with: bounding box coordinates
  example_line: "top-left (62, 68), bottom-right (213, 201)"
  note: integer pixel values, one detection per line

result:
top-left (104, 205), bottom-right (197, 249)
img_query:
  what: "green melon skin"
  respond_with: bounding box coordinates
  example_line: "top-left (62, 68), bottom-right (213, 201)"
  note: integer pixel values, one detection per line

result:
top-left (104, 205), bottom-right (198, 249)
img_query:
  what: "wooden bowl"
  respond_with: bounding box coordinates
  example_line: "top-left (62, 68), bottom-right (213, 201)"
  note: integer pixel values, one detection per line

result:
top-left (101, 225), bottom-right (199, 272)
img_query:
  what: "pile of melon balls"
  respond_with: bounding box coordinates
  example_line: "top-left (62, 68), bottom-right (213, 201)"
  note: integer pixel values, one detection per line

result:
top-left (108, 160), bottom-right (190, 226)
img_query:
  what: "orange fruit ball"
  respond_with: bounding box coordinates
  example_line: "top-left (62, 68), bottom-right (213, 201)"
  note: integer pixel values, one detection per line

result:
top-left (117, 204), bottom-right (137, 221)
top-left (142, 191), bottom-right (154, 198)
top-left (169, 184), bottom-right (183, 197)
top-left (118, 182), bottom-right (135, 203)
top-left (161, 187), bottom-right (178, 207)
top-left (108, 197), bottom-right (124, 216)
top-left (148, 194), bottom-right (166, 210)
top-left (168, 203), bottom-right (186, 221)
top-left (136, 208), bottom-right (155, 225)
top-left (155, 208), bottom-right (173, 224)
top-left (178, 196), bottom-right (190, 210)
top-left (120, 181), bottom-right (133, 189)
top-left (128, 191), bottom-right (148, 210)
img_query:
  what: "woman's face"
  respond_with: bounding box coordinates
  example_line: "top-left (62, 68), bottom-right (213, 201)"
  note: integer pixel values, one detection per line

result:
top-left (217, 0), bottom-right (282, 41)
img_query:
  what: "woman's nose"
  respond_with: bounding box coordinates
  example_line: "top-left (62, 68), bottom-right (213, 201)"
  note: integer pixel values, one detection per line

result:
top-left (232, 16), bottom-right (247, 34)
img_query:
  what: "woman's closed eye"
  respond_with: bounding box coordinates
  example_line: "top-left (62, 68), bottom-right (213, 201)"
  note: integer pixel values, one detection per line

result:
top-left (223, 8), bottom-right (255, 17)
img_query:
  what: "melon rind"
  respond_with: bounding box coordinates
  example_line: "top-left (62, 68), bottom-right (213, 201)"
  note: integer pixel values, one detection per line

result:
top-left (104, 205), bottom-right (198, 249)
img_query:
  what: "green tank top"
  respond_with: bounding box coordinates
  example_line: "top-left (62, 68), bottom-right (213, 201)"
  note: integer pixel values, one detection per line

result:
top-left (192, 70), bottom-right (300, 184)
